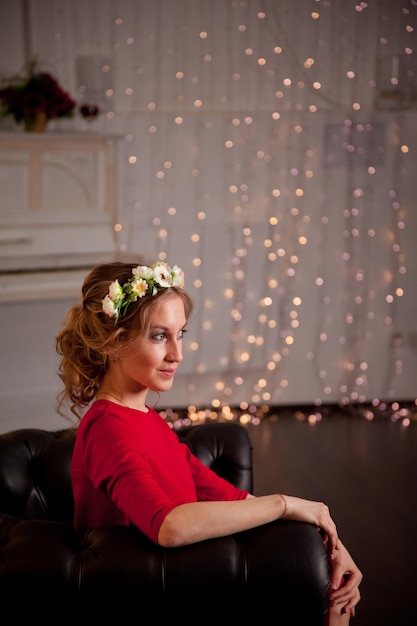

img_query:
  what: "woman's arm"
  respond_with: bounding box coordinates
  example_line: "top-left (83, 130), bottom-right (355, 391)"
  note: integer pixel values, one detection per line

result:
top-left (157, 493), bottom-right (339, 551)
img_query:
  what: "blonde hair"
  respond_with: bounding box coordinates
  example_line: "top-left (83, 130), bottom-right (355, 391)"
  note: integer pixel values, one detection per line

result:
top-left (55, 261), bottom-right (193, 421)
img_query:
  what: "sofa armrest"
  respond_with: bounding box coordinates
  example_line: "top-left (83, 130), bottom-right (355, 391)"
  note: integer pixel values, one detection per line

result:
top-left (0, 513), bottom-right (329, 623)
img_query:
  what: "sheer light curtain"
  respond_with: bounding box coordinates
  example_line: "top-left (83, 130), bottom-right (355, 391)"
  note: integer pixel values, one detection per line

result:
top-left (25, 0), bottom-right (417, 420)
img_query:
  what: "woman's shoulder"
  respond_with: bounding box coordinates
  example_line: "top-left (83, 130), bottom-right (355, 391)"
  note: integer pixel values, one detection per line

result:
top-left (78, 400), bottom-right (170, 435)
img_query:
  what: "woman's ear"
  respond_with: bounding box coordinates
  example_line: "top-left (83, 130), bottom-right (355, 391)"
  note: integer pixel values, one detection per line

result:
top-left (108, 327), bottom-right (126, 362)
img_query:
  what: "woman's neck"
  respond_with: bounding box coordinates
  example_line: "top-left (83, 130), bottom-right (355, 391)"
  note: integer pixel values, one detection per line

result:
top-left (96, 389), bottom-right (149, 412)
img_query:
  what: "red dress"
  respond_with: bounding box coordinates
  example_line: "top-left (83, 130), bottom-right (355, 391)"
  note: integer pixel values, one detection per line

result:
top-left (71, 400), bottom-right (248, 543)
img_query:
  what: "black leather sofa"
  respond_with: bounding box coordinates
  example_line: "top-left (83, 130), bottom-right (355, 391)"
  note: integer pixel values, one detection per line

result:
top-left (0, 421), bottom-right (330, 623)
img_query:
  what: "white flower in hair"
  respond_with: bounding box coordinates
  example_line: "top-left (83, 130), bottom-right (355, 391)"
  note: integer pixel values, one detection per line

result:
top-left (171, 264), bottom-right (185, 287)
top-left (109, 279), bottom-right (123, 300)
top-left (153, 262), bottom-right (175, 288)
top-left (102, 280), bottom-right (124, 318)
top-left (132, 265), bottom-right (153, 281)
top-left (102, 262), bottom-right (185, 321)
top-left (102, 294), bottom-right (118, 318)
top-left (130, 278), bottom-right (148, 298)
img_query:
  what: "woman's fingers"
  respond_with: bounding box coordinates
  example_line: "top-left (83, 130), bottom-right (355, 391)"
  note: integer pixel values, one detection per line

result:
top-left (286, 497), bottom-right (340, 552)
top-left (316, 502), bottom-right (339, 555)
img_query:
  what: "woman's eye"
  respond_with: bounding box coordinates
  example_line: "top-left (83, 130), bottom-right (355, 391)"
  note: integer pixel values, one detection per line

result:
top-left (152, 329), bottom-right (187, 341)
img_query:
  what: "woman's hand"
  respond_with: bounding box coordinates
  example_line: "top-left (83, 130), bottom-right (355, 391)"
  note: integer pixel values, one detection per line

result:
top-left (284, 495), bottom-right (340, 557)
top-left (327, 540), bottom-right (363, 616)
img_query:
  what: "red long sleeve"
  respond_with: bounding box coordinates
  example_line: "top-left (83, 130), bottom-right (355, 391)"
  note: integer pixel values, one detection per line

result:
top-left (71, 400), bottom-right (248, 543)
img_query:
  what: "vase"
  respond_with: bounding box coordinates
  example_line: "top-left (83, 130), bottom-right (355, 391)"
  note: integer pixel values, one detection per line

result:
top-left (23, 111), bottom-right (48, 132)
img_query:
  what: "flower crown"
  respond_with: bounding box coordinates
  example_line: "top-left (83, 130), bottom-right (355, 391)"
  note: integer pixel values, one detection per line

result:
top-left (102, 262), bottom-right (185, 320)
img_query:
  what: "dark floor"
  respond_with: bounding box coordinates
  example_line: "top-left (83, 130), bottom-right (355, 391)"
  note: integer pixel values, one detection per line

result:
top-left (245, 411), bottom-right (417, 626)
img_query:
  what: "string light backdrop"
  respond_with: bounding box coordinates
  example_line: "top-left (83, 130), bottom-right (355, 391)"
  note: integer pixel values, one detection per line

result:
top-left (24, 0), bottom-right (417, 424)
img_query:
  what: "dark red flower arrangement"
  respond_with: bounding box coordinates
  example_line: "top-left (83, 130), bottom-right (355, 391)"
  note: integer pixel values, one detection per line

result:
top-left (0, 61), bottom-right (76, 125)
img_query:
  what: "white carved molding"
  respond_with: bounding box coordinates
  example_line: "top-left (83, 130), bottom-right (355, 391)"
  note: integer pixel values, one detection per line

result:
top-left (0, 132), bottom-right (122, 265)
top-left (0, 132), bottom-right (124, 301)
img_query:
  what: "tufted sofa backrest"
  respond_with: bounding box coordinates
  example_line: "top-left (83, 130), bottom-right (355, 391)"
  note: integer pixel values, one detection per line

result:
top-left (0, 421), bottom-right (253, 525)
top-left (0, 428), bottom-right (75, 524)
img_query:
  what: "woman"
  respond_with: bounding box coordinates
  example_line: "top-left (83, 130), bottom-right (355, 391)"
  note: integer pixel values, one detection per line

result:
top-left (56, 260), bottom-right (362, 623)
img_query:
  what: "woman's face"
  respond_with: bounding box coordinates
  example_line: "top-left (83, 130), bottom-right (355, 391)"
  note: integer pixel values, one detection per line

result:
top-left (114, 293), bottom-right (188, 395)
